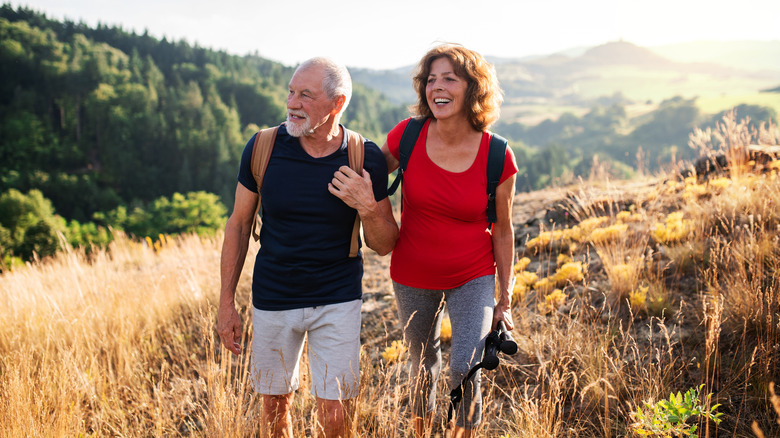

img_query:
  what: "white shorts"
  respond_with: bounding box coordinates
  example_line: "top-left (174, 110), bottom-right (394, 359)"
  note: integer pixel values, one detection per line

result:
top-left (251, 299), bottom-right (362, 400)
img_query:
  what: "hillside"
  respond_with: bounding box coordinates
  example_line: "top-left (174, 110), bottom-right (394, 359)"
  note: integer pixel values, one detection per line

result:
top-left (499, 41), bottom-right (779, 109)
top-left (2, 114), bottom-right (779, 436)
top-left (2, 5), bottom-right (779, 267)
top-left (0, 5), bottom-right (405, 224)
top-left (652, 40), bottom-right (780, 73)
top-left (351, 40), bottom-right (780, 119)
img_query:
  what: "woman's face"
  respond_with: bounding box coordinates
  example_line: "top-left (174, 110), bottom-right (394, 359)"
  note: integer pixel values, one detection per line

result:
top-left (425, 57), bottom-right (468, 121)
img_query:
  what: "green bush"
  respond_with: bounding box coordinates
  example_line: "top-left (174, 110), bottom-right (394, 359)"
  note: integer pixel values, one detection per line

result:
top-left (97, 191), bottom-right (227, 238)
top-left (64, 219), bottom-right (115, 254)
top-left (1, 189), bottom-right (226, 268)
top-left (0, 188), bottom-right (65, 262)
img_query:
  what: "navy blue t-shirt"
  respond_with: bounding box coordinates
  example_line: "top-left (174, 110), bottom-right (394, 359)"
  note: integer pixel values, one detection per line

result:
top-left (237, 124), bottom-right (388, 310)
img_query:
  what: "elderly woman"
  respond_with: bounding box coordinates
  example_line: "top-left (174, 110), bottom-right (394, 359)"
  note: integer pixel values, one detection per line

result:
top-left (381, 43), bottom-right (518, 437)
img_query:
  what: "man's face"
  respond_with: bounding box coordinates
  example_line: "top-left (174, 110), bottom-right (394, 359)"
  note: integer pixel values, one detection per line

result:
top-left (286, 65), bottom-right (339, 137)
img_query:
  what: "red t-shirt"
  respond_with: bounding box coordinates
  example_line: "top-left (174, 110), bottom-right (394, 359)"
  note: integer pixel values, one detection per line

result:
top-left (388, 118), bottom-right (518, 289)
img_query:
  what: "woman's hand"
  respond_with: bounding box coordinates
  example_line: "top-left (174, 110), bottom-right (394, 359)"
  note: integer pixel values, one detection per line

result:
top-left (492, 297), bottom-right (514, 331)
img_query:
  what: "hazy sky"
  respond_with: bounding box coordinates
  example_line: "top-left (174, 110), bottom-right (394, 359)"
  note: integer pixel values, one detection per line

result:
top-left (9, 0), bottom-right (780, 70)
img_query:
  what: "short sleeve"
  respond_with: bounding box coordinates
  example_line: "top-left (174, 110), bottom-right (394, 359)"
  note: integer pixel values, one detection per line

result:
top-left (386, 118), bottom-right (414, 161)
top-left (363, 139), bottom-right (389, 202)
top-left (498, 140), bottom-right (519, 185)
top-left (237, 133), bottom-right (258, 193)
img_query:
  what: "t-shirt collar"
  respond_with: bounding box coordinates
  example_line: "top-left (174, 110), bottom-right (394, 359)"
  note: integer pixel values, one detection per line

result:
top-left (339, 124), bottom-right (348, 151)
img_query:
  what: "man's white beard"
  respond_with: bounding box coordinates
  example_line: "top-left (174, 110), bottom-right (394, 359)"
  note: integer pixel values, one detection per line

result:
top-left (286, 112), bottom-right (313, 137)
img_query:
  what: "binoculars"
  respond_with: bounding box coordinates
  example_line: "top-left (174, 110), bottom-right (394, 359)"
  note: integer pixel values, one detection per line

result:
top-left (481, 321), bottom-right (518, 370)
top-left (448, 320), bottom-right (518, 421)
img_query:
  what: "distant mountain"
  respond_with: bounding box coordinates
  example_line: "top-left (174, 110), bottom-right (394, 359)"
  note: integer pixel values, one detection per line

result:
top-left (350, 67), bottom-right (415, 105)
top-left (577, 40), bottom-right (673, 67)
top-left (350, 40), bottom-right (780, 114)
top-left (651, 40), bottom-right (780, 73)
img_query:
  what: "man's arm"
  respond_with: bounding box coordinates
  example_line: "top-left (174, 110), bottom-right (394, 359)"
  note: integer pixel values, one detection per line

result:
top-left (329, 167), bottom-right (398, 256)
top-left (217, 183), bottom-right (258, 355)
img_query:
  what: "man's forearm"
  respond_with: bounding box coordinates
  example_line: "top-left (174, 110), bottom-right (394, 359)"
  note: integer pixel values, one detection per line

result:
top-left (220, 217), bottom-right (252, 304)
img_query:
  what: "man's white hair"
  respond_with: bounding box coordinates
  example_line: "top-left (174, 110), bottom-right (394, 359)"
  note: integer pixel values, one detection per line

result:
top-left (297, 57), bottom-right (352, 118)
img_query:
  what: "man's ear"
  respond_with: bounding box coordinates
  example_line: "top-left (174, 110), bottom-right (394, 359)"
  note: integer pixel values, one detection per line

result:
top-left (332, 95), bottom-right (347, 115)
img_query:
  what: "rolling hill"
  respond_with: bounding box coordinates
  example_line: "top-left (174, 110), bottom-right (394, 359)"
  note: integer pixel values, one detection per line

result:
top-left (351, 40), bottom-right (780, 124)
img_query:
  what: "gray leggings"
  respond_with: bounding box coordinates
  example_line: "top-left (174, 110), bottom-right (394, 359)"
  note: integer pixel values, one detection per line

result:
top-left (393, 275), bottom-right (495, 429)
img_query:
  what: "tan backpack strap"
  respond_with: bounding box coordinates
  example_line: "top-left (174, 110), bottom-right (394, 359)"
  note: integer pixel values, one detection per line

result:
top-left (344, 128), bottom-right (365, 258)
top-left (250, 127), bottom-right (279, 241)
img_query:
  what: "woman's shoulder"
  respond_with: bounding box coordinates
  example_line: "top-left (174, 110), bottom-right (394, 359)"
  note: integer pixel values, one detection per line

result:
top-left (391, 117), bottom-right (414, 134)
top-left (389, 117), bottom-right (431, 146)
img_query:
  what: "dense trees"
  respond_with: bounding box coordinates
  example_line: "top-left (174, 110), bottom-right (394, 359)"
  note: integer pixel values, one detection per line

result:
top-left (0, 5), bottom-right (405, 264)
top-left (1, 7), bottom-right (273, 220)
top-left (2, 5), bottom-right (777, 264)
top-left (0, 6), bottom-right (403, 216)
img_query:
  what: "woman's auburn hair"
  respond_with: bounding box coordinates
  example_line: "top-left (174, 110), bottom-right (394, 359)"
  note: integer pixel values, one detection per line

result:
top-left (410, 43), bottom-right (503, 132)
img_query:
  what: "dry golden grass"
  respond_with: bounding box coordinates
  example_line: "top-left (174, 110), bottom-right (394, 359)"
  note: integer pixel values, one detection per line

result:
top-left (3, 114), bottom-right (780, 437)
top-left (0, 232), bottom-right (225, 436)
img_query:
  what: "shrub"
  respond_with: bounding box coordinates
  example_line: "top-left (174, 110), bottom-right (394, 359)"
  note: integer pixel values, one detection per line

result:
top-left (538, 289), bottom-right (566, 315)
top-left (98, 191), bottom-right (227, 237)
top-left (630, 384), bottom-right (722, 437)
top-left (0, 188), bottom-right (65, 263)
top-left (652, 212), bottom-right (694, 245)
top-left (381, 340), bottom-right (407, 364)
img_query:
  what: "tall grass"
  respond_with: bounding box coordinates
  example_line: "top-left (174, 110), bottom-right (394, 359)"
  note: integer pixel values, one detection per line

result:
top-left (2, 112), bottom-right (780, 436)
top-left (0, 232), bottom-right (223, 436)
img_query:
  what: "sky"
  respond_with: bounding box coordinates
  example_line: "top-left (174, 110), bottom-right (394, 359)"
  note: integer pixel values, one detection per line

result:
top-left (8, 0), bottom-right (780, 70)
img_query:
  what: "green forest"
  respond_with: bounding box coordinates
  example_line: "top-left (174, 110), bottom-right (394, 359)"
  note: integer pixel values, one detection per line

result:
top-left (0, 5), bottom-right (405, 266)
top-left (1, 4), bottom-right (778, 267)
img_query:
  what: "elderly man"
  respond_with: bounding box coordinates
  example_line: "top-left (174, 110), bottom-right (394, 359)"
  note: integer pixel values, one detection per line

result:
top-left (217, 57), bottom-right (398, 437)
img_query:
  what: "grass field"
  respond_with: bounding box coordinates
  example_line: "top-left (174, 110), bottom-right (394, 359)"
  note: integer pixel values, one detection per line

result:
top-left (499, 63), bottom-right (780, 128)
top-left (697, 92), bottom-right (780, 117)
top-left (2, 115), bottom-right (780, 437)
top-left (569, 66), bottom-right (779, 103)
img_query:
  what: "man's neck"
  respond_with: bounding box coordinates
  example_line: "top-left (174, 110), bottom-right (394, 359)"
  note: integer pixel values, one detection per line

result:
top-left (299, 122), bottom-right (343, 158)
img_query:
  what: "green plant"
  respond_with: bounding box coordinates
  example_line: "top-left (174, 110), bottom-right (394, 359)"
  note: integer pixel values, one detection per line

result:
top-left (0, 188), bottom-right (66, 261)
top-left (97, 191), bottom-right (227, 238)
top-left (630, 384), bottom-right (722, 437)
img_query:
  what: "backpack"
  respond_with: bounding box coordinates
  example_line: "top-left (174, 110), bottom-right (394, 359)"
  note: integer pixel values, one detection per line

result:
top-left (387, 117), bottom-right (508, 223)
top-left (249, 124), bottom-right (365, 258)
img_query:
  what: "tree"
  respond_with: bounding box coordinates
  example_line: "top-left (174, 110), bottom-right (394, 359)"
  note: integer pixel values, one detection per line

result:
top-left (0, 5), bottom-right (404, 247)
top-left (0, 189), bottom-right (65, 261)
top-left (628, 97), bottom-right (701, 166)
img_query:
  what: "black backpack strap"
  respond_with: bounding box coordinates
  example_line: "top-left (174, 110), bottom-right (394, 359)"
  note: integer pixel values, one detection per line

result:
top-left (486, 133), bottom-right (508, 224)
top-left (387, 117), bottom-right (426, 196)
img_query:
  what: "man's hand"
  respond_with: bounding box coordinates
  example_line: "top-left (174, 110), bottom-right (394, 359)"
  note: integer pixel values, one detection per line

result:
top-left (217, 302), bottom-right (242, 355)
top-left (328, 166), bottom-right (376, 213)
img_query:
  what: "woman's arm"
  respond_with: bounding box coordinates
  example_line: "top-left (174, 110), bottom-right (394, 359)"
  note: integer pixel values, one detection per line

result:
top-left (381, 141), bottom-right (400, 174)
top-left (491, 172), bottom-right (517, 331)
top-left (329, 166), bottom-right (399, 256)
